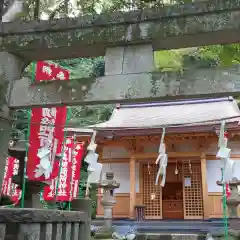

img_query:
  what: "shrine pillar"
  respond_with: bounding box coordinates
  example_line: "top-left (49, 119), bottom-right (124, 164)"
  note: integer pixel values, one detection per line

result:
top-left (129, 155), bottom-right (136, 219)
top-left (201, 152), bottom-right (209, 219)
top-left (0, 52), bottom-right (25, 196)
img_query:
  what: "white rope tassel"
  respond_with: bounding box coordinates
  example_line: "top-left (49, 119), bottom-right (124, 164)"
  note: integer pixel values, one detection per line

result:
top-left (87, 131), bottom-right (97, 152)
top-left (216, 121), bottom-right (231, 160)
top-left (155, 128), bottom-right (168, 187)
top-left (85, 130), bottom-right (99, 165)
top-left (216, 121), bottom-right (234, 183)
top-left (218, 121), bottom-right (226, 148)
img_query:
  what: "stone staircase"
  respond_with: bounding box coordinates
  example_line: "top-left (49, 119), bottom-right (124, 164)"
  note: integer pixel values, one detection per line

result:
top-left (92, 219), bottom-right (225, 239)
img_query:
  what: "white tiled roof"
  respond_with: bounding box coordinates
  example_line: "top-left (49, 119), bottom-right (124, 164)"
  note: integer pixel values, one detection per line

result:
top-left (91, 97), bottom-right (240, 130)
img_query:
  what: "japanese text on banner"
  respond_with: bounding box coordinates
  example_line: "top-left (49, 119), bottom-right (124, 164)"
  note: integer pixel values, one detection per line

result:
top-left (27, 61), bottom-right (69, 181)
top-left (1, 157), bottom-right (21, 203)
top-left (43, 139), bottom-right (84, 201)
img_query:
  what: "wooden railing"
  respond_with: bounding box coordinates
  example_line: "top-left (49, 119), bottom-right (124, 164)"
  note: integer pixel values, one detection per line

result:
top-left (0, 208), bottom-right (91, 240)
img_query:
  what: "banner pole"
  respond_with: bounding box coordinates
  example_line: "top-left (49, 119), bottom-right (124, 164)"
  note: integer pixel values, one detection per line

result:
top-left (21, 108), bottom-right (32, 208)
top-left (68, 133), bottom-right (76, 211)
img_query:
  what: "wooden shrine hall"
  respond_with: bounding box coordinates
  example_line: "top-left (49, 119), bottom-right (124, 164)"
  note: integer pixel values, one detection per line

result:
top-left (69, 97), bottom-right (240, 220)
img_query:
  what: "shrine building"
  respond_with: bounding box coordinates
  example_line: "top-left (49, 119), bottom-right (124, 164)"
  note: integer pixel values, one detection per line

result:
top-left (70, 97), bottom-right (240, 220)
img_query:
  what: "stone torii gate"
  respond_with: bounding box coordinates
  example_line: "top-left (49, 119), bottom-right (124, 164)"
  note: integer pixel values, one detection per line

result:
top-left (0, 0), bottom-right (240, 192)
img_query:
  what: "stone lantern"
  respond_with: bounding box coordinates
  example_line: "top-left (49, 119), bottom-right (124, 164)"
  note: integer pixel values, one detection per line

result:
top-left (217, 177), bottom-right (240, 231)
top-left (95, 171), bottom-right (120, 239)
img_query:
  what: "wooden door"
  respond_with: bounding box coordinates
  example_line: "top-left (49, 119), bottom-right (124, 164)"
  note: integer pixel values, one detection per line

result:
top-left (182, 161), bottom-right (203, 219)
top-left (162, 163), bottom-right (184, 219)
top-left (142, 164), bottom-right (162, 219)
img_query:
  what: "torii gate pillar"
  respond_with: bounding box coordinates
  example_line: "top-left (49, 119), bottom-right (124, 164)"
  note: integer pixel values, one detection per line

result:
top-left (0, 52), bottom-right (25, 192)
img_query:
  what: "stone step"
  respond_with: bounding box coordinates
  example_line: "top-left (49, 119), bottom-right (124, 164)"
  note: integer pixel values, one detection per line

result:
top-left (136, 233), bottom-right (206, 240)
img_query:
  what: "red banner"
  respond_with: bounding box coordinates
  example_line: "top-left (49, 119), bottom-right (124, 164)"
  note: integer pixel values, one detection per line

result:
top-left (70, 142), bottom-right (84, 200)
top-left (27, 61), bottom-right (69, 181)
top-left (35, 61), bottom-right (70, 81)
top-left (43, 138), bottom-right (84, 201)
top-left (27, 107), bottom-right (67, 181)
top-left (1, 157), bottom-right (21, 203)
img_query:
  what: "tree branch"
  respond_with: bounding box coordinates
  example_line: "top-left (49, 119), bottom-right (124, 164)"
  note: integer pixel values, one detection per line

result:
top-left (2, 0), bottom-right (26, 22)
top-left (33, 0), bottom-right (40, 20)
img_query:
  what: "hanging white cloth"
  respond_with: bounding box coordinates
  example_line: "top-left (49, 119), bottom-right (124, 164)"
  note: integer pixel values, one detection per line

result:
top-left (84, 130), bottom-right (99, 165)
top-left (155, 128), bottom-right (168, 187)
top-left (156, 153), bottom-right (168, 187)
top-left (216, 121), bottom-right (234, 182)
top-left (218, 121), bottom-right (227, 148)
top-left (84, 130), bottom-right (102, 184)
top-left (84, 151), bottom-right (99, 165)
top-left (87, 162), bottom-right (103, 184)
top-left (87, 131), bottom-right (97, 152)
top-left (222, 158), bottom-right (236, 182)
top-left (34, 147), bottom-right (52, 179)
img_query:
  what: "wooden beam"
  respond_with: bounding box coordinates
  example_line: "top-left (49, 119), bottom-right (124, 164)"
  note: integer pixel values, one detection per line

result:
top-left (9, 65), bottom-right (240, 108)
top-left (99, 154), bottom-right (240, 163)
top-left (129, 155), bottom-right (136, 219)
top-left (134, 152), bottom-right (202, 159)
top-left (201, 153), bottom-right (209, 219)
top-left (207, 154), bottom-right (240, 160)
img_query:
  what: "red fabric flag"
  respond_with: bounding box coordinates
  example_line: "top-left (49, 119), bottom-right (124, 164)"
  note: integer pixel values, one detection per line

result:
top-left (27, 107), bottom-right (67, 181)
top-left (1, 157), bottom-right (21, 204)
top-left (27, 61), bottom-right (69, 181)
top-left (43, 139), bottom-right (84, 201)
top-left (70, 142), bottom-right (84, 200)
top-left (35, 61), bottom-right (70, 81)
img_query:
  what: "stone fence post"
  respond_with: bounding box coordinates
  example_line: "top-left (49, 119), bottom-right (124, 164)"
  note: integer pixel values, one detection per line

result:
top-left (0, 208), bottom-right (91, 240)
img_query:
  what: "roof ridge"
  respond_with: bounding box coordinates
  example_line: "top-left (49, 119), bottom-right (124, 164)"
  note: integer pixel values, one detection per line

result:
top-left (118, 97), bottom-right (233, 109)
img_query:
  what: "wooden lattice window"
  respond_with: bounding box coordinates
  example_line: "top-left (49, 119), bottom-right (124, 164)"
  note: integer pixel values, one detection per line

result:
top-left (142, 164), bottom-right (162, 219)
top-left (183, 162), bottom-right (203, 219)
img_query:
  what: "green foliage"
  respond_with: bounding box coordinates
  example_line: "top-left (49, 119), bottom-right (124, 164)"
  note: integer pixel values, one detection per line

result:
top-left (153, 44), bottom-right (240, 73)
top-left (54, 57), bottom-right (105, 79)
top-left (197, 44), bottom-right (240, 67)
top-left (154, 50), bottom-right (184, 73)
top-left (11, 109), bottom-right (31, 140)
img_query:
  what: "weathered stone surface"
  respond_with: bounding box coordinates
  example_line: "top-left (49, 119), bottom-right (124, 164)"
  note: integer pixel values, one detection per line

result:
top-left (9, 65), bottom-right (240, 108)
top-left (0, 224), bottom-right (6, 239)
top-left (40, 223), bottom-right (52, 240)
top-left (0, 208), bottom-right (87, 223)
top-left (62, 223), bottom-right (71, 240)
top-left (1, 0), bottom-right (240, 60)
top-left (0, 52), bottom-right (25, 199)
top-left (18, 223), bottom-right (41, 240)
top-left (105, 45), bottom-right (153, 75)
top-left (122, 45), bottom-right (154, 74)
top-left (51, 223), bottom-right (63, 240)
top-left (71, 223), bottom-right (80, 240)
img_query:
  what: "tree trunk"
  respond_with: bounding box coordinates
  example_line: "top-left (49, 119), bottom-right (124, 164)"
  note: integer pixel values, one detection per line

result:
top-left (0, 1), bottom-right (4, 21)
top-left (0, 51), bottom-right (25, 198)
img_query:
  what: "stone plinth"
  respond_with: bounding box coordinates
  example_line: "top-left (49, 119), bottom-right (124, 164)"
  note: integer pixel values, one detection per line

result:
top-left (0, 208), bottom-right (91, 240)
top-left (9, 140), bottom-right (47, 208)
